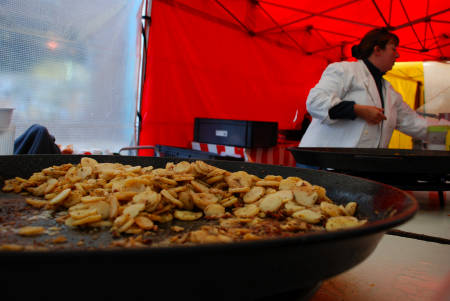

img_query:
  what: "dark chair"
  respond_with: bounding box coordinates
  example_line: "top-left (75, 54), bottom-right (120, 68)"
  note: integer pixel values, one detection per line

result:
top-left (14, 124), bottom-right (61, 154)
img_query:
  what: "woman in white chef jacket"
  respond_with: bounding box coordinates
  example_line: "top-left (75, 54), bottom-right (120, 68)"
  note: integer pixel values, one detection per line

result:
top-left (300, 28), bottom-right (445, 148)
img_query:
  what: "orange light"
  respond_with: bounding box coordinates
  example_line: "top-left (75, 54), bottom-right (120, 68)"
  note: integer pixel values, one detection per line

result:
top-left (46, 41), bottom-right (58, 50)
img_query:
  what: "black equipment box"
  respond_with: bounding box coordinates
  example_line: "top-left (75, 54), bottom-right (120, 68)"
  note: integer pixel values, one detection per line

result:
top-left (194, 118), bottom-right (278, 148)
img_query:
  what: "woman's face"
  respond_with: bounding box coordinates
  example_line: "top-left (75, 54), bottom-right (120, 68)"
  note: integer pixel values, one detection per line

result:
top-left (376, 40), bottom-right (400, 72)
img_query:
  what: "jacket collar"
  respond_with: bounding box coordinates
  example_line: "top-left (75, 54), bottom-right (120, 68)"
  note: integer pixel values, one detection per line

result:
top-left (357, 60), bottom-right (383, 107)
top-left (363, 58), bottom-right (385, 77)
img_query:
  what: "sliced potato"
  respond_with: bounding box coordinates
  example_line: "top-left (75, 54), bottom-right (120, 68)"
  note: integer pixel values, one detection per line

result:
top-left (292, 209), bottom-right (322, 224)
top-left (234, 204), bottom-right (259, 218)
top-left (243, 186), bottom-right (265, 204)
top-left (326, 216), bottom-right (365, 231)
top-left (174, 210), bottom-right (202, 221)
top-left (17, 226), bottom-right (45, 236)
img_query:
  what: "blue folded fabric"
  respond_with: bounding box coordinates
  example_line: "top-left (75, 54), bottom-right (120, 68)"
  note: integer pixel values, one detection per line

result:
top-left (14, 124), bottom-right (61, 154)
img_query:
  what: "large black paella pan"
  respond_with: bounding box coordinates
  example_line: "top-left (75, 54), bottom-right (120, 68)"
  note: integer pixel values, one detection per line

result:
top-left (0, 155), bottom-right (418, 301)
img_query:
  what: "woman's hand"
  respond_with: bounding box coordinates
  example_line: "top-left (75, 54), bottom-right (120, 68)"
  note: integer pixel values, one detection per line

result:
top-left (354, 104), bottom-right (387, 124)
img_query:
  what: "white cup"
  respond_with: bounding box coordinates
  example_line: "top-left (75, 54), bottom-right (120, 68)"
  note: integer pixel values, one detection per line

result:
top-left (0, 108), bottom-right (14, 130)
top-left (0, 125), bottom-right (15, 155)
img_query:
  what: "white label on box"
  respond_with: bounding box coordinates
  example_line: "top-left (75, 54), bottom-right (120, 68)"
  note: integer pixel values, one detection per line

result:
top-left (216, 130), bottom-right (228, 137)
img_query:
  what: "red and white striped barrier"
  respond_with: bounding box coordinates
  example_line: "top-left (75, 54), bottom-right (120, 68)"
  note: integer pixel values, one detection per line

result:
top-left (191, 141), bottom-right (247, 159)
top-left (191, 141), bottom-right (297, 167)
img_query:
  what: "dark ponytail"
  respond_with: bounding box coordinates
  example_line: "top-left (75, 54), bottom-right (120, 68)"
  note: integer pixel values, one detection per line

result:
top-left (351, 45), bottom-right (361, 59)
top-left (351, 27), bottom-right (399, 59)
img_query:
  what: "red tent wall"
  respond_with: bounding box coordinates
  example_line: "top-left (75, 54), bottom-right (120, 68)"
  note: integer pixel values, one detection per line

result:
top-left (139, 0), bottom-right (450, 155)
top-left (139, 0), bottom-right (328, 155)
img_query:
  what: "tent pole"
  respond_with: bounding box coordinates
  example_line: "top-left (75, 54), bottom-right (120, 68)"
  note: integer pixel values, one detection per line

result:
top-left (431, 19), bottom-right (450, 24)
top-left (257, 0), bottom-right (374, 34)
top-left (427, 21), bottom-right (446, 59)
top-left (256, 2), bottom-right (307, 53)
top-left (214, 0), bottom-right (254, 35)
top-left (393, 8), bottom-right (450, 30)
top-left (388, 0), bottom-right (393, 25)
top-left (423, 0), bottom-right (430, 49)
top-left (398, 0), bottom-right (425, 50)
top-left (370, 0), bottom-right (389, 27)
top-left (137, 0), bottom-right (153, 148)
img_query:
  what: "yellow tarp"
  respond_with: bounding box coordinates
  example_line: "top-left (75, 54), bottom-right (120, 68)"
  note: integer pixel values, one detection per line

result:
top-left (384, 62), bottom-right (424, 149)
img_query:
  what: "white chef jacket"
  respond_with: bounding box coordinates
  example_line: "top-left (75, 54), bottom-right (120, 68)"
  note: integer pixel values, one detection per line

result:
top-left (299, 60), bottom-right (429, 148)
